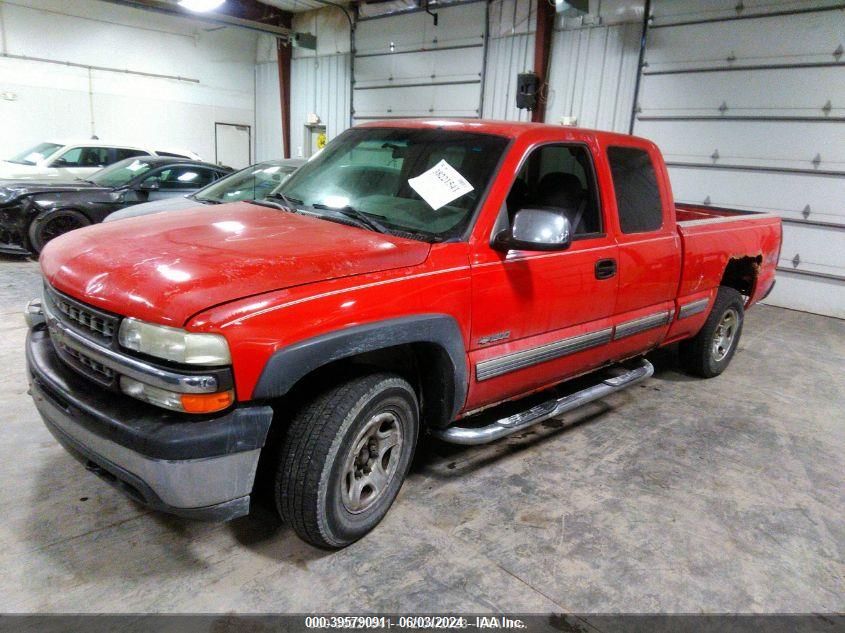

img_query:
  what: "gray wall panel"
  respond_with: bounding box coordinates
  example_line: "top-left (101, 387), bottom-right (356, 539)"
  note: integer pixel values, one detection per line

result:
top-left (353, 2), bottom-right (485, 121)
top-left (255, 61), bottom-right (283, 162)
top-left (545, 22), bottom-right (642, 131)
top-left (644, 9), bottom-right (845, 72)
top-left (637, 0), bottom-right (845, 317)
top-left (636, 119), bottom-right (845, 171)
top-left (482, 32), bottom-right (535, 121)
top-left (290, 53), bottom-right (352, 157)
top-left (668, 166), bottom-right (845, 226)
top-left (650, 0), bottom-right (843, 26)
top-left (639, 67), bottom-right (845, 118)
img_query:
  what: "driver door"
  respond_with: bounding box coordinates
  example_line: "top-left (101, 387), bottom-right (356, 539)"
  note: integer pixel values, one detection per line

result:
top-left (466, 143), bottom-right (619, 410)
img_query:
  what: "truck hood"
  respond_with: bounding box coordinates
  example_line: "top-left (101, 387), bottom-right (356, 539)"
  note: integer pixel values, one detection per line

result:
top-left (39, 202), bottom-right (431, 327)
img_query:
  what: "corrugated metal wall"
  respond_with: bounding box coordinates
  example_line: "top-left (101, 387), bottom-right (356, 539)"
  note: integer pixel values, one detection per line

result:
top-left (290, 53), bottom-right (352, 157)
top-left (482, 0), bottom-right (643, 131)
top-left (277, 7), bottom-right (353, 158)
top-left (255, 61), bottom-right (282, 161)
top-left (544, 21), bottom-right (642, 131)
top-left (482, 0), bottom-right (535, 121)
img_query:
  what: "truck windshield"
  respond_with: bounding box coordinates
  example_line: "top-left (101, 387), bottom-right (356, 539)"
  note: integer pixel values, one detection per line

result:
top-left (89, 158), bottom-right (156, 187)
top-left (272, 127), bottom-right (509, 240)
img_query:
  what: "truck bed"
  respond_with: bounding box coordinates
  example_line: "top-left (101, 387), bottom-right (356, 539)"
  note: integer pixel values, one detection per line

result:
top-left (674, 203), bottom-right (782, 307)
top-left (675, 203), bottom-right (767, 225)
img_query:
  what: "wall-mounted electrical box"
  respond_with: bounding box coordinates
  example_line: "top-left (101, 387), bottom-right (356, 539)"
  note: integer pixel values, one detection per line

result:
top-left (516, 72), bottom-right (539, 111)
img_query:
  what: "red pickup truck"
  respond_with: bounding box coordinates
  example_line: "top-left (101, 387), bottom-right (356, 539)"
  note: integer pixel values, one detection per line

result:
top-left (25, 120), bottom-right (782, 548)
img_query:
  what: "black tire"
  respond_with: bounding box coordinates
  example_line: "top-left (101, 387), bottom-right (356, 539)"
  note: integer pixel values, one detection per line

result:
top-left (28, 209), bottom-right (91, 254)
top-left (679, 286), bottom-right (745, 378)
top-left (275, 373), bottom-right (419, 548)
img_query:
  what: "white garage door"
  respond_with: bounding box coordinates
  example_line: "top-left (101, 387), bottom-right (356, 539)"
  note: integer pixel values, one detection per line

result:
top-left (353, 2), bottom-right (486, 122)
top-left (633, 0), bottom-right (845, 319)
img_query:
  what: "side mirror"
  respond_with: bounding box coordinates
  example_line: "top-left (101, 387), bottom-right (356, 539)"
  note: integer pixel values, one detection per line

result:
top-left (139, 179), bottom-right (160, 191)
top-left (493, 208), bottom-right (572, 252)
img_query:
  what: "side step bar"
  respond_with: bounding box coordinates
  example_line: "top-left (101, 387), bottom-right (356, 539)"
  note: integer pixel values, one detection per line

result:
top-left (431, 359), bottom-right (654, 445)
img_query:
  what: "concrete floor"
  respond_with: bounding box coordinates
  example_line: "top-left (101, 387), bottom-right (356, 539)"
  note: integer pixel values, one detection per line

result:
top-left (1, 256), bottom-right (842, 613)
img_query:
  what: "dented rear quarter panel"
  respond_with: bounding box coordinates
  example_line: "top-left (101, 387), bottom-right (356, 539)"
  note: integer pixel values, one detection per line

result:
top-left (676, 207), bottom-right (782, 306)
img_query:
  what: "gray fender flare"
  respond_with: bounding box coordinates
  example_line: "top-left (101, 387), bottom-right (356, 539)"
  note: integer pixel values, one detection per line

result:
top-left (251, 314), bottom-right (468, 421)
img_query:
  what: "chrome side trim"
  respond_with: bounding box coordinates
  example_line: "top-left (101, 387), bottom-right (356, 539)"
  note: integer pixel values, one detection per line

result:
top-left (44, 299), bottom-right (222, 394)
top-left (476, 327), bottom-right (613, 381)
top-left (434, 359), bottom-right (654, 445)
top-left (613, 310), bottom-right (672, 340)
top-left (678, 298), bottom-right (710, 319)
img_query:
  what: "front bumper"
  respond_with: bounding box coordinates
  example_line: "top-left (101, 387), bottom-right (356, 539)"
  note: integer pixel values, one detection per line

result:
top-left (27, 327), bottom-right (274, 521)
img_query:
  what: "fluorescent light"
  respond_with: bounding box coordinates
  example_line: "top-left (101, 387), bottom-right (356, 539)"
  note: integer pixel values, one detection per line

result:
top-left (178, 0), bottom-right (225, 12)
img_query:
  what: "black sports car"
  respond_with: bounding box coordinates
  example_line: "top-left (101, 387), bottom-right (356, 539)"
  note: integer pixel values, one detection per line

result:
top-left (0, 156), bottom-right (231, 255)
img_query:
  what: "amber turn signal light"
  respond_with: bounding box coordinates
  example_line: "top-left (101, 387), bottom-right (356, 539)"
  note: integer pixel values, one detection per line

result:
top-left (180, 390), bottom-right (234, 414)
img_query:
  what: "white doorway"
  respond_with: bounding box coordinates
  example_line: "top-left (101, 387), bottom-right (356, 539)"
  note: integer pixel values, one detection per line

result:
top-left (215, 123), bottom-right (251, 169)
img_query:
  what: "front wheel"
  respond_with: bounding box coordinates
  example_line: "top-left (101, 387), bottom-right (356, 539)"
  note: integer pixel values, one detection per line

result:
top-left (679, 286), bottom-right (745, 378)
top-left (28, 209), bottom-right (91, 254)
top-left (275, 373), bottom-right (419, 548)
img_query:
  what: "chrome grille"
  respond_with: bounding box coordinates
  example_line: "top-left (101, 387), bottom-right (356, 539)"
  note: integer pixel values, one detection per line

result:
top-left (44, 284), bottom-right (119, 342)
top-left (57, 342), bottom-right (116, 386)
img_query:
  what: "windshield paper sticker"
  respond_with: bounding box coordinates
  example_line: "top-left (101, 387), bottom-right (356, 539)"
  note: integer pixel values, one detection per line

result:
top-left (408, 159), bottom-right (474, 211)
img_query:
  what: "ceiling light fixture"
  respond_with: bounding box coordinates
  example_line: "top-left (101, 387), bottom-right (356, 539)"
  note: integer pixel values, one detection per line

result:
top-left (178, 0), bottom-right (226, 12)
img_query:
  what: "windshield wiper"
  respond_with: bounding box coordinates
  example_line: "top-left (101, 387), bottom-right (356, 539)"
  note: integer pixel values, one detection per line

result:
top-left (75, 178), bottom-right (96, 185)
top-left (192, 195), bottom-right (220, 204)
top-left (246, 199), bottom-right (298, 212)
top-left (266, 192), bottom-right (303, 207)
top-left (311, 203), bottom-right (391, 235)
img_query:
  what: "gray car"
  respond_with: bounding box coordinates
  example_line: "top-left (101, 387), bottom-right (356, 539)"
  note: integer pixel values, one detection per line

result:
top-left (104, 158), bottom-right (305, 222)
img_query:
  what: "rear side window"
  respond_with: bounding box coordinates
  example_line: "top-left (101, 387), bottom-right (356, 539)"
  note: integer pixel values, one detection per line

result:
top-left (607, 146), bottom-right (662, 234)
top-left (115, 148), bottom-right (149, 161)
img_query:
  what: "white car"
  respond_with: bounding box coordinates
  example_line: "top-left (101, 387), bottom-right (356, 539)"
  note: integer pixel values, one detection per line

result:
top-left (0, 141), bottom-right (201, 182)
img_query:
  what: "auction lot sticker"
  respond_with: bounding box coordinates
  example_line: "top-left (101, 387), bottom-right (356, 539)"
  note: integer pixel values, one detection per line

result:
top-left (408, 159), bottom-right (474, 211)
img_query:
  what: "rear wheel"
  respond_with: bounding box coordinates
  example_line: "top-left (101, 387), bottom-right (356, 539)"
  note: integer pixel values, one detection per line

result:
top-left (28, 209), bottom-right (90, 254)
top-left (679, 286), bottom-right (745, 378)
top-left (275, 373), bottom-right (419, 548)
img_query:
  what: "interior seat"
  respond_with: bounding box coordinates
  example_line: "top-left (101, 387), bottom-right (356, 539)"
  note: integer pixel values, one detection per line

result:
top-left (535, 172), bottom-right (586, 233)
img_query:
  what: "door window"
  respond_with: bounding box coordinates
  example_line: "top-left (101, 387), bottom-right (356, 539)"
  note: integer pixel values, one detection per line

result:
top-left (607, 146), bottom-right (662, 234)
top-left (155, 167), bottom-right (218, 190)
top-left (114, 148), bottom-right (150, 162)
top-left (504, 144), bottom-right (602, 238)
top-left (53, 147), bottom-right (110, 168)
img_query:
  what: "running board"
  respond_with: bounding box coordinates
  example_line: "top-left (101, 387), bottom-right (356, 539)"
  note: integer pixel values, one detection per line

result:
top-left (431, 359), bottom-right (654, 445)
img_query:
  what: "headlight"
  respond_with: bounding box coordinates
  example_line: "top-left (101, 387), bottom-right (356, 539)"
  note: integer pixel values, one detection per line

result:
top-left (118, 318), bottom-right (231, 366)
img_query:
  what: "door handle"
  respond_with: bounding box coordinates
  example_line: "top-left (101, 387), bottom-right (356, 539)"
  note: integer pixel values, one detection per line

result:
top-left (595, 258), bottom-right (617, 280)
